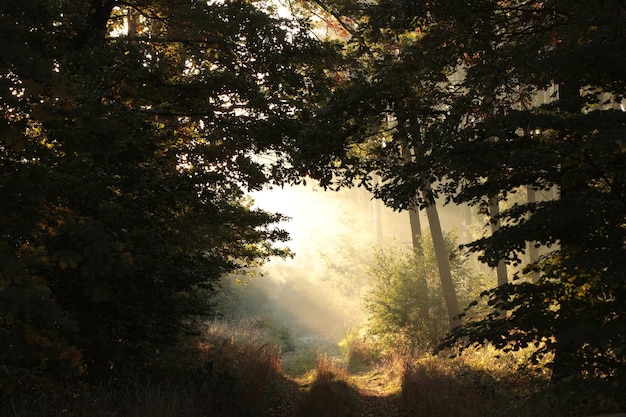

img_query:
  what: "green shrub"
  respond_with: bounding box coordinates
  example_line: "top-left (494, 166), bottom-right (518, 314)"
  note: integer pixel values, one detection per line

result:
top-left (365, 231), bottom-right (485, 352)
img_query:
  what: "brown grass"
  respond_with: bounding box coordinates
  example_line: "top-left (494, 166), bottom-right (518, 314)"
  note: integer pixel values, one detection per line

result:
top-left (294, 353), bottom-right (360, 417)
top-left (1, 320), bottom-right (283, 417)
top-left (4, 323), bottom-right (625, 417)
top-left (401, 355), bottom-right (486, 417)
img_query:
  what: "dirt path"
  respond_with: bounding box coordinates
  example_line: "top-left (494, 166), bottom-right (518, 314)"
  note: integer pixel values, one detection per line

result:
top-left (263, 371), bottom-right (407, 417)
top-left (351, 372), bottom-right (407, 417)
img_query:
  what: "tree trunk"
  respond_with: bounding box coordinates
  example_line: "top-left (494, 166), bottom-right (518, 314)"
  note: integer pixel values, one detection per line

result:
top-left (403, 145), bottom-right (423, 254)
top-left (549, 81), bottom-right (584, 382)
top-left (127, 8), bottom-right (139, 38)
top-left (372, 174), bottom-right (384, 245)
top-left (489, 196), bottom-right (508, 287)
top-left (526, 185), bottom-right (540, 283)
top-left (408, 208), bottom-right (422, 255)
top-left (423, 184), bottom-right (462, 330)
top-left (487, 136), bottom-right (508, 288)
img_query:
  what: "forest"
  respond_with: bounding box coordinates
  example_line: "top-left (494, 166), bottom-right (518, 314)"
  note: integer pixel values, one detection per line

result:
top-left (1, 0), bottom-right (625, 416)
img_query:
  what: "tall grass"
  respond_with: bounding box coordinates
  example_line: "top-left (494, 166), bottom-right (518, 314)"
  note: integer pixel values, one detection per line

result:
top-left (399, 345), bottom-right (626, 417)
top-left (295, 353), bottom-right (360, 417)
top-left (401, 355), bottom-right (486, 417)
top-left (2, 319), bottom-right (283, 417)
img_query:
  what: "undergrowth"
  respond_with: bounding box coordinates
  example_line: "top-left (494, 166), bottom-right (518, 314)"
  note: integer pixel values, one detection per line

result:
top-left (1, 319), bottom-right (283, 417)
top-left (4, 320), bottom-right (625, 417)
top-left (295, 353), bottom-right (360, 417)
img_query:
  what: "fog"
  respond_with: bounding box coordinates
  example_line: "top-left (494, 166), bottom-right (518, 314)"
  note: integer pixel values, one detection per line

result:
top-left (215, 182), bottom-right (492, 345)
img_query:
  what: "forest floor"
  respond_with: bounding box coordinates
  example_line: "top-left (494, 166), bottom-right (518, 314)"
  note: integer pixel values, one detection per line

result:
top-left (262, 367), bottom-right (408, 417)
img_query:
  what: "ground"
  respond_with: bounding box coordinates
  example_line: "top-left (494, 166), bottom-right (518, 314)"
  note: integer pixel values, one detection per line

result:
top-left (262, 368), bottom-right (408, 417)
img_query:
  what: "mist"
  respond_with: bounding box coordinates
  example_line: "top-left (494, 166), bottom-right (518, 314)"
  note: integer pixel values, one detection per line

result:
top-left (212, 181), bottom-right (488, 347)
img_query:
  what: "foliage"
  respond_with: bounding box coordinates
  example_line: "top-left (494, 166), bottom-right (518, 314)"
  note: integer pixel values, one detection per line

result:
top-left (365, 232), bottom-right (485, 350)
top-left (338, 328), bottom-right (382, 372)
top-left (0, 0), bottom-right (333, 388)
top-left (294, 0), bottom-right (626, 382)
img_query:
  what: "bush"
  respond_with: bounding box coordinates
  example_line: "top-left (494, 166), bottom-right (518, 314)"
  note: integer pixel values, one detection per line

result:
top-left (366, 234), bottom-right (484, 351)
top-left (365, 231), bottom-right (483, 351)
top-left (338, 328), bottom-right (382, 372)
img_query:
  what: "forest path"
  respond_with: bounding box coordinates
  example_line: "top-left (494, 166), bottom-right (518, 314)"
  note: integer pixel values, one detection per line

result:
top-left (350, 370), bottom-right (407, 417)
top-left (262, 368), bottom-right (407, 417)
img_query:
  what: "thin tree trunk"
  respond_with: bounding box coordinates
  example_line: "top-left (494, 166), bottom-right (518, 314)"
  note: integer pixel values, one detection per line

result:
top-left (526, 185), bottom-right (540, 283)
top-left (400, 144), bottom-right (423, 253)
top-left (487, 136), bottom-right (508, 288)
top-left (127, 8), bottom-right (139, 38)
top-left (372, 173), bottom-right (384, 245)
top-left (408, 208), bottom-right (423, 255)
top-left (402, 142), bottom-right (459, 328)
top-left (489, 196), bottom-right (508, 287)
top-left (423, 184), bottom-right (462, 330)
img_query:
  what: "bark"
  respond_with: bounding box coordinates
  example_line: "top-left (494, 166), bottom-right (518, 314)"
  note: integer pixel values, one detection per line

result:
top-left (408, 208), bottom-right (422, 255)
top-left (487, 136), bottom-right (508, 287)
top-left (526, 185), bottom-right (540, 283)
top-left (74, 0), bottom-right (116, 48)
top-left (371, 174), bottom-right (384, 245)
top-left (488, 196), bottom-right (508, 287)
top-left (423, 183), bottom-right (462, 330)
top-left (403, 145), bottom-right (423, 254)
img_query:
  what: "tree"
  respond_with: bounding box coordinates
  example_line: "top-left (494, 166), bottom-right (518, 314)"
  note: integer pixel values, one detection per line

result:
top-left (289, 0), bottom-right (464, 331)
top-left (292, 0), bottom-right (626, 383)
top-left (1, 0), bottom-right (332, 387)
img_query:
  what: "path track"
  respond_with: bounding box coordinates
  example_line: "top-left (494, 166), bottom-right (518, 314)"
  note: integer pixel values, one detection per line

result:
top-left (262, 371), bottom-right (408, 417)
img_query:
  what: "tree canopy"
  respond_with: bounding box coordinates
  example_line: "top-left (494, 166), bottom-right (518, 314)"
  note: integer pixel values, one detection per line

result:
top-left (293, 0), bottom-right (626, 382)
top-left (0, 0), bottom-right (334, 387)
top-left (2, 0), bottom-right (625, 392)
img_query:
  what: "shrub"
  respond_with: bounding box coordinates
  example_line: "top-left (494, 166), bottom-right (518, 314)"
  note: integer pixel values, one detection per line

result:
top-left (365, 231), bottom-right (486, 352)
top-left (338, 328), bottom-right (382, 372)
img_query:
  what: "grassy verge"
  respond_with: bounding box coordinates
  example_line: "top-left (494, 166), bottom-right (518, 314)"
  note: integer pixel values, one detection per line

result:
top-left (2, 320), bottom-right (283, 417)
top-left (4, 321), bottom-right (624, 417)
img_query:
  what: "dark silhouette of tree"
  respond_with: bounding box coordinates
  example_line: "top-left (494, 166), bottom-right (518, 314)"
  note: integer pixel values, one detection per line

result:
top-left (0, 0), bottom-right (333, 387)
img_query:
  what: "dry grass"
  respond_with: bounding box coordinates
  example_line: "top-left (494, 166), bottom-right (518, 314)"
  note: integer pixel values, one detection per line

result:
top-left (294, 353), bottom-right (360, 417)
top-left (397, 345), bottom-right (622, 417)
top-left (315, 352), bottom-right (348, 382)
top-left (4, 323), bottom-right (625, 417)
top-left (342, 333), bottom-right (381, 373)
top-left (401, 355), bottom-right (487, 417)
top-left (195, 320), bottom-right (283, 417)
top-left (2, 379), bottom-right (227, 417)
top-left (2, 320), bottom-right (283, 417)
